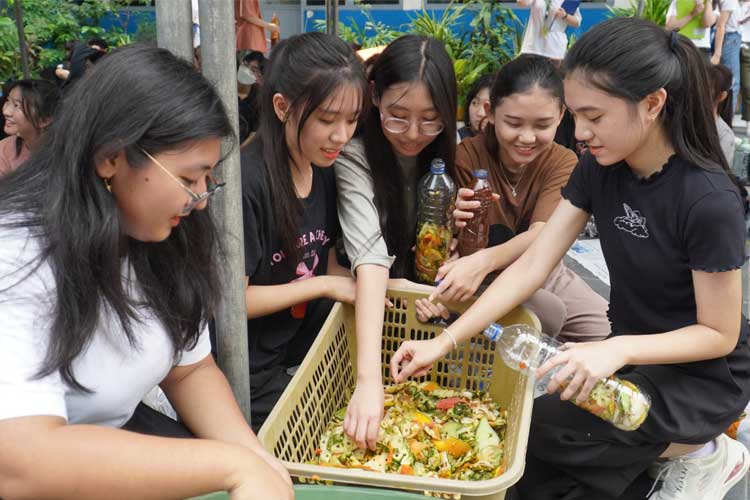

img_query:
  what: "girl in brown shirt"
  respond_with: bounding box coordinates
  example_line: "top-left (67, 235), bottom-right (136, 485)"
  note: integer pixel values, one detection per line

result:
top-left (427, 54), bottom-right (609, 342)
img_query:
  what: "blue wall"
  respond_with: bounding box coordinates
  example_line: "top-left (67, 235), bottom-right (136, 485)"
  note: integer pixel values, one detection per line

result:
top-left (302, 3), bottom-right (611, 40)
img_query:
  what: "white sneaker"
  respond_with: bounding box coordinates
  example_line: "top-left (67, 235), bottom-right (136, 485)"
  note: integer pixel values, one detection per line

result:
top-left (649, 434), bottom-right (749, 499)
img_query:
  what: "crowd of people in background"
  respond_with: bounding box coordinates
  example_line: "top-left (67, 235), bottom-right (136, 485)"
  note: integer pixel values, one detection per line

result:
top-left (2, 3), bottom-right (750, 500)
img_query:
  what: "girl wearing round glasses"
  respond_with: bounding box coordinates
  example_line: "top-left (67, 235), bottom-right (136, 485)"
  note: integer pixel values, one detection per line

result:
top-left (333, 34), bottom-right (457, 450)
top-left (0, 45), bottom-right (292, 499)
top-left (239, 33), bottom-right (368, 433)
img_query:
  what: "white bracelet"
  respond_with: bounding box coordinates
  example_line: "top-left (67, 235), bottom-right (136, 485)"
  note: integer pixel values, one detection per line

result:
top-left (442, 329), bottom-right (458, 350)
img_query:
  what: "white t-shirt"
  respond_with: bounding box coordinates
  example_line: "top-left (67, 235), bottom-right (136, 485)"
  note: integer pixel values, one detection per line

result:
top-left (741, 1), bottom-right (750, 42)
top-left (721, 0), bottom-right (741, 33)
top-left (667, 0), bottom-right (719, 48)
top-left (521, 0), bottom-right (582, 60)
top-left (0, 224), bottom-right (211, 427)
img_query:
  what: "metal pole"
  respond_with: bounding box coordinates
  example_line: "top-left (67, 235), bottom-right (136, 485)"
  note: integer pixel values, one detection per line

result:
top-left (198, 0), bottom-right (252, 421)
top-left (325, 0), bottom-right (339, 37)
top-left (156, 0), bottom-right (193, 62)
top-left (636, 0), bottom-right (645, 17)
top-left (13, 0), bottom-right (30, 78)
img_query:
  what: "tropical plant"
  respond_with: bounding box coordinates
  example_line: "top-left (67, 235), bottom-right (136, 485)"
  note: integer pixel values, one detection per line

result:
top-left (313, 3), bottom-right (402, 49)
top-left (1, 0), bottom-right (150, 82)
top-left (608, 0), bottom-right (671, 25)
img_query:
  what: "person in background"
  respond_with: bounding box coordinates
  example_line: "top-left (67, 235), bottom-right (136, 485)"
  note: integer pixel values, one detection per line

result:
top-left (0, 79), bottom-right (60, 177)
top-left (458, 74), bottom-right (494, 141)
top-left (708, 64), bottom-right (737, 165)
top-left (242, 51), bottom-right (266, 85)
top-left (666, 0), bottom-right (717, 59)
top-left (712, 0), bottom-right (741, 114)
top-left (518, 0), bottom-right (581, 63)
top-left (739, 0), bottom-right (750, 133)
top-left (235, 0), bottom-right (279, 54)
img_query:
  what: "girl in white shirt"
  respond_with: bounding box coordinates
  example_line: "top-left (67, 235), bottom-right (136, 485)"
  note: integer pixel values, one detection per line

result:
top-left (519, 0), bottom-right (582, 62)
top-left (0, 45), bottom-right (292, 500)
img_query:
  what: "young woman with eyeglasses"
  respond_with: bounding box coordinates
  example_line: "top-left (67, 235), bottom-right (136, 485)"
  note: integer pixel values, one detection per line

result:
top-left (239, 33), bottom-right (368, 433)
top-left (421, 55), bottom-right (610, 344)
top-left (0, 45), bottom-right (293, 500)
top-left (332, 34), bottom-right (457, 451)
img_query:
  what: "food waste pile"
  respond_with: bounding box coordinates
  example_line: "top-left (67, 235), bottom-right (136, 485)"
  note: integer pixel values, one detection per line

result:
top-left (314, 381), bottom-right (507, 481)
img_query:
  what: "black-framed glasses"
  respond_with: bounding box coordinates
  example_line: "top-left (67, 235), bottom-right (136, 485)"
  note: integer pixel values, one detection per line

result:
top-left (379, 112), bottom-right (444, 136)
top-left (140, 149), bottom-right (226, 216)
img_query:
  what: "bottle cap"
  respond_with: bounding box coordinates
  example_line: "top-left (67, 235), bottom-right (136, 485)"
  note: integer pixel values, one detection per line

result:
top-left (483, 323), bottom-right (502, 342)
top-left (430, 158), bottom-right (446, 174)
top-left (473, 169), bottom-right (488, 179)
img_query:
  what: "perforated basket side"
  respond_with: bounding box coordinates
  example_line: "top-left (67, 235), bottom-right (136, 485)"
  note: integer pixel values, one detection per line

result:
top-left (259, 303), bottom-right (355, 465)
top-left (259, 288), bottom-right (539, 498)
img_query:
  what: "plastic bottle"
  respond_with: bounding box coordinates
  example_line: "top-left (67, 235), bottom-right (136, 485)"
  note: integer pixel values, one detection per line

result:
top-left (414, 158), bottom-right (456, 284)
top-left (483, 323), bottom-right (651, 431)
top-left (270, 13), bottom-right (280, 47)
top-left (732, 136), bottom-right (750, 183)
top-left (457, 169), bottom-right (492, 257)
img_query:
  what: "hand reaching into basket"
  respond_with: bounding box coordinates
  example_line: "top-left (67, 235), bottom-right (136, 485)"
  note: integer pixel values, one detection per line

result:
top-left (390, 333), bottom-right (456, 383)
top-left (344, 379), bottom-right (385, 450)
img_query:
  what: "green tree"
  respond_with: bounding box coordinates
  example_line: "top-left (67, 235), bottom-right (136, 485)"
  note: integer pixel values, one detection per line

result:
top-left (1, 0), bottom-right (152, 82)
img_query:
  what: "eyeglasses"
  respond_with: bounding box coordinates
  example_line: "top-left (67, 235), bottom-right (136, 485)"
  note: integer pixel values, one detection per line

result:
top-left (140, 148), bottom-right (226, 216)
top-left (380, 112), bottom-right (444, 136)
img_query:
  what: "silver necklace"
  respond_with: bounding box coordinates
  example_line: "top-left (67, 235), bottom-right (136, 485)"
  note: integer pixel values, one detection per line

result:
top-left (499, 164), bottom-right (525, 197)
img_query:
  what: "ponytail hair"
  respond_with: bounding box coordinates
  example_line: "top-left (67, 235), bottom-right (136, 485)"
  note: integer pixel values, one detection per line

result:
top-left (563, 18), bottom-right (731, 178)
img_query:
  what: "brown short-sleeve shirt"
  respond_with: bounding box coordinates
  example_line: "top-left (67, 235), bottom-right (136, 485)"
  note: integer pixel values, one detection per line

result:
top-left (453, 134), bottom-right (577, 233)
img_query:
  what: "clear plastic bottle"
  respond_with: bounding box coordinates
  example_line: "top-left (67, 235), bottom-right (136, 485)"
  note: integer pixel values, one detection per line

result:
top-left (732, 136), bottom-right (750, 183)
top-left (457, 169), bottom-right (492, 257)
top-left (483, 323), bottom-right (651, 431)
top-left (415, 158), bottom-right (456, 284)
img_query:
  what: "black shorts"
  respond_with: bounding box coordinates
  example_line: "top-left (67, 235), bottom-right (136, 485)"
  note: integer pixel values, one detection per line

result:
top-left (515, 340), bottom-right (750, 500)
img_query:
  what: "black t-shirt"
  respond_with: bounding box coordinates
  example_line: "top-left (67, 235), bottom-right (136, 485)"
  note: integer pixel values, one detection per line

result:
top-left (562, 153), bottom-right (747, 341)
top-left (241, 141), bottom-right (339, 373)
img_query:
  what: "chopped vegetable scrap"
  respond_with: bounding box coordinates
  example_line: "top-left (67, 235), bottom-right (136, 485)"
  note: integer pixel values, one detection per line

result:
top-left (314, 381), bottom-right (508, 481)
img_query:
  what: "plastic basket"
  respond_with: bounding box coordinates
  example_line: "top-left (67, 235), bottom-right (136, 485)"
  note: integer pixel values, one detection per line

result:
top-left (189, 484), bottom-right (430, 500)
top-left (258, 287), bottom-right (540, 500)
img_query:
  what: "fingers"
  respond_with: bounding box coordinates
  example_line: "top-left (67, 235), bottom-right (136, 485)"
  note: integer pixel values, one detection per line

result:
top-left (449, 238), bottom-right (458, 253)
top-left (366, 416), bottom-right (380, 450)
top-left (390, 345), bottom-right (410, 382)
top-left (575, 376), bottom-right (598, 404)
top-left (415, 299), bottom-right (433, 322)
top-left (546, 360), bottom-right (576, 395)
top-left (456, 188), bottom-right (475, 202)
top-left (354, 415), bottom-right (368, 449)
top-left (491, 192), bottom-right (501, 201)
top-left (385, 297), bottom-right (394, 308)
top-left (559, 368), bottom-right (585, 401)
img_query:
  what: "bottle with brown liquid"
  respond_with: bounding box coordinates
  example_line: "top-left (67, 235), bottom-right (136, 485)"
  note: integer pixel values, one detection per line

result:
top-left (457, 169), bottom-right (492, 257)
top-left (270, 13), bottom-right (280, 47)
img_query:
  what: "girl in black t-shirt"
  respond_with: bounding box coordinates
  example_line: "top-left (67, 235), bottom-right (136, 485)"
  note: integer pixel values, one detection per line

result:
top-left (240, 33), bottom-right (369, 432)
top-left (390, 18), bottom-right (750, 500)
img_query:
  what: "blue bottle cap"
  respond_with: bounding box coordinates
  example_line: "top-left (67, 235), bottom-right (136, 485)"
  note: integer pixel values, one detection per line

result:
top-left (430, 158), bottom-right (446, 174)
top-left (473, 169), bottom-right (488, 179)
top-left (483, 323), bottom-right (502, 342)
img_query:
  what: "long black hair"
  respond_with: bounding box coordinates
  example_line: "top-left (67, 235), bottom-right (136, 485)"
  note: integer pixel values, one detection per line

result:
top-left (563, 18), bottom-right (731, 178)
top-left (364, 35), bottom-right (457, 278)
top-left (3, 79), bottom-right (61, 156)
top-left (255, 32), bottom-right (367, 263)
top-left (0, 44), bottom-right (234, 390)
top-left (708, 63), bottom-right (733, 129)
top-left (485, 54), bottom-right (563, 160)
